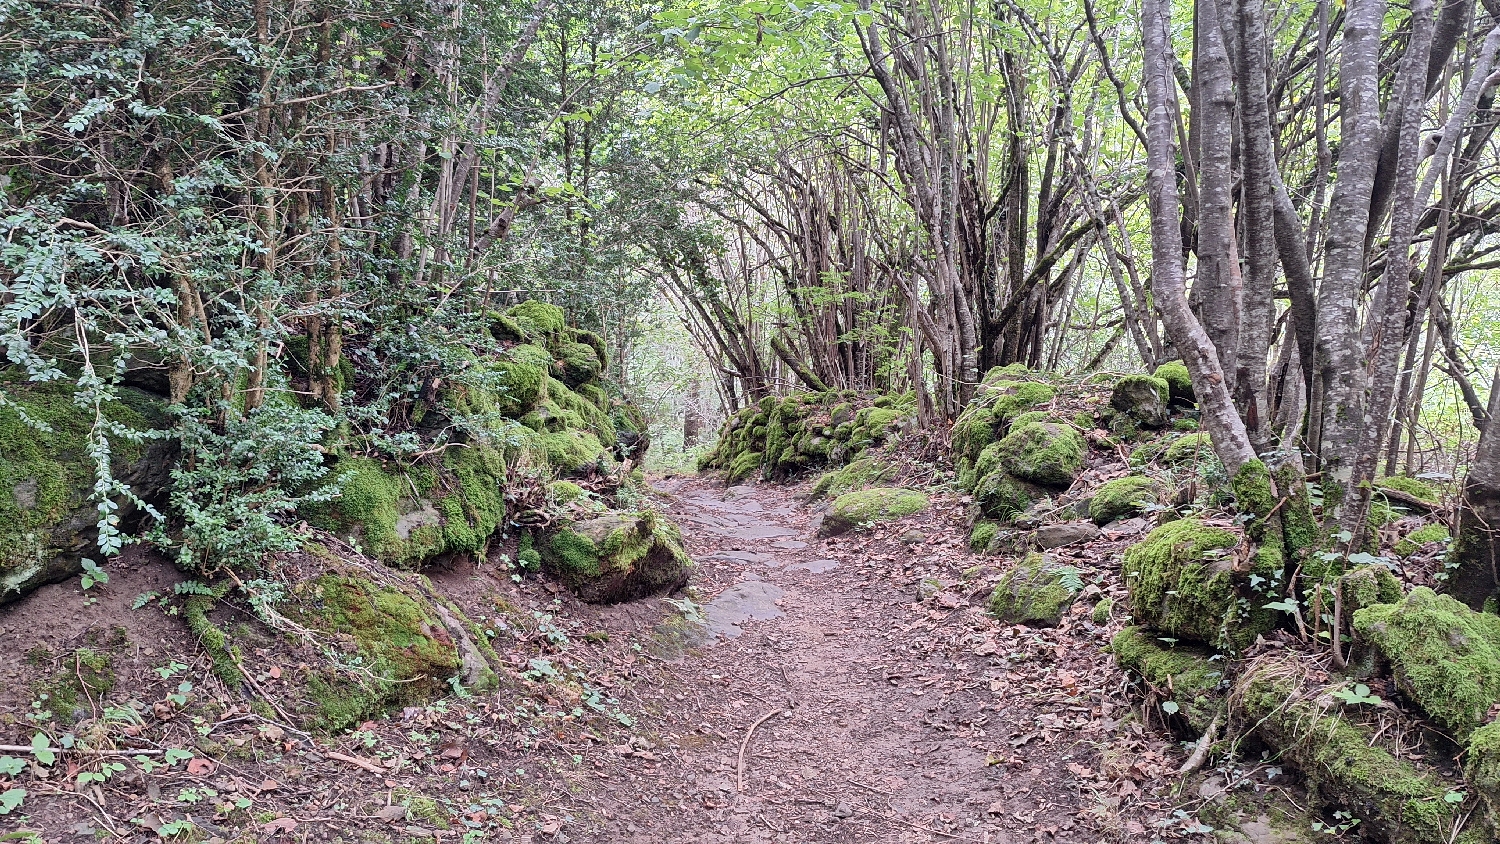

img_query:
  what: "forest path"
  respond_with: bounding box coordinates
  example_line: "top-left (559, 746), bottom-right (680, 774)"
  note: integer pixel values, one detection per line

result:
top-left (577, 475), bottom-right (1125, 844)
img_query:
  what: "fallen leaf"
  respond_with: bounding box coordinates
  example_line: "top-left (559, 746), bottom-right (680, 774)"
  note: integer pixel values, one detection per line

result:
top-left (186, 758), bottom-right (216, 776)
top-left (262, 817), bottom-right (297, 835)
top-left (374, 805), bottom-right (408, 822)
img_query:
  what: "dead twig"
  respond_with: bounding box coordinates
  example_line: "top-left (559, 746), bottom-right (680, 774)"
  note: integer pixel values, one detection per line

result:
top-left (736, 708), bottom-right (786, 793)
top-left (0, 744), bottom-right (163, 756)
top-left (326, 750), bottom-right (385, 775)
top-left (1176, 711), bottom-right (1222, 774)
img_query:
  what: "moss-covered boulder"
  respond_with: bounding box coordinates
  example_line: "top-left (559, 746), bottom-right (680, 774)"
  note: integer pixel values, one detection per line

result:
top-left (810, 454), bottom-right (896, 499)
top-left (972, 469), bottom-right (1045, 522)
top-left (1122, 518), bottom-right (1274, 651)
top-left (1153, 361), bottom-right (1194, 406)
top-left (991, 421), bottom-right (1085, 488)
top-left (1338, 565), bottom-right (1403, 623)
top-left (1395, 523), bottom-right (1450, 557)
top-left (1467, 722), bottom-right (1500, 837)
top-left (2, 381), bottom-right (173, 604)
top-left (1239, 657), bottom-right (1482, 844)
top-left (1110, 374), bottom-right (1171, 428)
top-left (506, 300), bottom-right (566, 340)
top-left (953, 380), bottom-right (1055, 489)
top-left (820, 487), bottom-right (928, 536)
top-left (987, 553), bottom-right (1081, 627)
top-left (544, 510), bottom-right (692, 603)
top-left (308, 449), bottom-right (507, 567)
top-left (552, 340), bottom-right (602, 389)
top-left (1090, 476), bottom-right (1165, 525)
top-left (969, 521), bottom-right (999, 552)
top-left (1352, 588), bottom-right (1500, 741)
top-left (285, 574), bottom-right (466, 731)
top-left (1110, 626), bottom-right (1223, 734)
top-left (1162, 431), bottom-right (1213, 465)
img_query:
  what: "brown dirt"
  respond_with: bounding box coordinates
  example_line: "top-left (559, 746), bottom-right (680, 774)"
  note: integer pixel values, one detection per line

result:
top-left (0, 474), bottom-right (1245, 843)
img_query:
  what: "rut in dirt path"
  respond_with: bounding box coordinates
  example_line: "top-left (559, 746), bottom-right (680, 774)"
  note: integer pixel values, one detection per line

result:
top-left (578, 477), bottom-right (1122, 844)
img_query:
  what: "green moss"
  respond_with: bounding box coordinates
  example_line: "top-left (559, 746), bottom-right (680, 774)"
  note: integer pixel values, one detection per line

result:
top-left (506, 300), bottom-right (566, 338)
top-left (517, 548), bottom-right (542, 571)
top-left (184, 585), bottom-right (243, 687)
top-left (456, 359), bottom-right (544, 417)
top-left (576, 382), bottom-right (609, 411)
top-left (1152, 361), bottom-right (1194, 404)
top-left (546, 377), bottom-right (615, 446)
top-left (1109, 626), bottom-right (1222, 733)
top-left (1340, 565), bottom-right (1403, 617)
top-left (990, 381), bottom-right (1055, 423)
top-left (1122, 518), bottom-right (1271, 651)
top-left (1110, 374), bottom-right (1171, 427)
top-left (1467, 722), bottom-right (1500, 835)
top-left (1374, 476), bottom-right (1441, 505)
top-left (549, 480), bottom-right (585, 504)
top-left (1352, 588), bottom-right (1500, 740)
top-left (988, 553), bottom-right (1080, 627)
top-left (726, 449), bottom-right (763, 483)
top-left (572, 329), bottom-right (609, 371)
top-left (1395, 523), bottom-right (1450, 557)
top-left (0, 380), bottom-right (159, 595)
top-left (1091, 597), bottom-right (1113, 624)
top-left (1090, 476), bottom-right (1163, 525)
top-left (1163, 431), bottom-right (1212, 465)
top-left (543, 511), bottom-right (692, 603)
top-left (33, 643), bottom-right (118, 720)
top-left (972, 470), bottom-right (1042, 521)
top-left (970, 521), bottom-right (999, 553)
top-left (288, 575), bottom-right (462, 731)
top-left (810, 454), bottom-right (896, 499)
top-left (540, 429), bottom-right (606, 473)
top-left (1241, 658), bottom-right (1477, 844)
top-left (993, 422), bottom-right (1085, 487)
top-left (821, 487), bottom-right (929, 536)
top-left (552, 341), bottom-right (602, 388)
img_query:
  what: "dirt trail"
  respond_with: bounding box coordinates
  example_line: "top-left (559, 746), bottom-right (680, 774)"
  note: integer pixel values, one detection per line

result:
top-left (576, 476), bottom-right (1131, 844)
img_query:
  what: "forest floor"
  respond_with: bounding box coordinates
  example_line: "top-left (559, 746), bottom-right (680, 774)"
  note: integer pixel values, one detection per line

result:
top-left (0, 473), bottom-right (1288, 844)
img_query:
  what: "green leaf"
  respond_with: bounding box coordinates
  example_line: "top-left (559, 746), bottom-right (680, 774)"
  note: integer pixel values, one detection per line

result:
top-left (0, 756), bottom-right (23, 776)
top-left (1161, 701), bottom-right (1179, 715)
top-left (30, 733), bottom-right (54, 767)
top-left (0, 787), bottom-right (25, 814)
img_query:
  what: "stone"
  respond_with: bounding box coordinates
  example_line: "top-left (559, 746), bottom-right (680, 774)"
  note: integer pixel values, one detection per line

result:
top-left (819, 487), bottom-right (929, 536)
top-left (1031, 521), bottom-right (1099, 549)
top-left (1110, 374), bottom-right (1171, 428)
top-left (987, 553), bottom-right (1081, 627)
top-left (545, 510), bottom-right (693, 603)
top-left (1089, 476), bottom-right (1165, 525)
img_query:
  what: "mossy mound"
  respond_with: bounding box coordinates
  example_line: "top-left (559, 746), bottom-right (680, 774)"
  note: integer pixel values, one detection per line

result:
top-left (990, 421), bottom-right (1085, 488)
top-left (987, 553), bottom-right (1080, 627)
top-left (972, 469), bottom-right (1045, 522)
top-left (1395, 523), bottom-right (1450, 557)
top-left (1109, 626), bottom-right (1222, 734)
top-left (1162, 431), bottom-right (1213, 465)
top-left (820, 487), bottom-right (928, 536)
top-left (1239, 657), bottom-right (1482, 844)
top-left (1153, 361), bottom-right (1194, 405)
top-left (552, 341), bottom-right (602, 389)
top-left (1090, 476), bottom-right (1164, 525)
top-left (1374, 475), bottom-right (1441, 505)
top-left (1110, 374), bottom-right (1171, 428)
top-left (1338, 565), bottom-right (1403, 623)
top-left (308, 448), bottom-right (507, 567)
top-left (505, 300), bottom-right (567, 340)
top-left (1352, 587), bottom-right (1500, 741)
top-left (953, 380), bottom-right (1056, 489)
top-left (699, 391), bottom-right (910, 482)
top-left (286, 574), bottom-right (466, 731)
top-left (810, 454), bottom-right (896, 500)
top-left (1122, 518), bottom-right (1274, 652)
top-left (970, 521), bottom-right (999, 552)
top-left (1, 380), bottom-right (172, 603)
top-left (544, 510), bottom-right (692, 603)
top-left (1467, 722), bottom-right (1500, 837)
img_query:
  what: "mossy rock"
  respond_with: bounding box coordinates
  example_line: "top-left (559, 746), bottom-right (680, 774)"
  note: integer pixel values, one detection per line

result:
top-left (572, 329), bottom-right (610, 372)
top-left (506, 300), bottom-right (566, 340)
top-left (1240, 657), bottom-right (1483, 844)
top-left (970, 521), bottom-right (999, 553)
top-left (1352, 587), bottom-right (1500, 741)
top-left (540, 429), bottom-right (607, 473)
top-left (953, 381), bottom-right (1055, 489)
top-left (552, 341), bottom-right (602, 389)
top-left (992, 421), bottom-right (1085, 488)
top-left (1091, 597), bottom-right (1113, 624)
top-left (1090, 476), bottom-right (1164, 525)
top-left (810, 454), bottom-right (896, 500)
top-left (1109, 626), bottom-right (1222, 734)
top-left (1395, 523), bottom-right (1450, 557)
top-left (1152, 361), bottom-right (1194, 405)
top-left (820, 487), bottom-right (928, 536)
top-left (987, 553), bottom-right (1080, 627)
top-left (1162, 431), bottom-right (1213, 465)
top-left (1122, 518), bottom-right (1274, 652)
top-left (1, 380), bottom-right (173, 603)
top-left (1110, 374), bottom-right (1171, 428)
top-left (1339, 564), bottom-right (1404, 619)
top-left (543, 510), bottom-right (692, 603)
top-left (286, 574), bottom-right (465, 731)
top-left (848, 406), bottom-right (903, 450)
top-left (449, 358), bottom-right (545, 418)
top-left (1467, 722), bottom-right (1500, 837)
top-left (972, 469), bottom-right (1044, 522)
top-left (307, 449), bottom-right (506, 567)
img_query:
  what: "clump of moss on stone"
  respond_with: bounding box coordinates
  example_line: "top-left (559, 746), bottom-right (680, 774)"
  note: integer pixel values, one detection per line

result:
top-left (988, 553), bottom-right (1080, 627)
top-left (1352, 587), bottom-right (1500, 740)
top-left (184, 584), bottom-right (244, 687)
top-left (810, 454), bottom-right (896, 499)
top-left (820, 487), bottom-right (929, 536)
top-left (726, 449), bottom-right (764, 483)
top-left (1239, 657), bottom-right (1479, 844)
top-left (1090, 476), bottom-right (1164, 525)
top-left (970, 521), bottom-right (999, 552)
top-left (540, 429), bottom-right (606, 473)
top-left (992, 422), bottom-right (1085, 488)
top-left (1109, 626), bottom-right (1222, 733)
top-left (1467, 721), bottom-right (1500, 835)
top-left (1122, 518), bottom-right (1271, 651)
top-left (552, 340), bottom-right (602, 388)
top-left (1091, 597), bottom-right (1113, 624)
top-left (543, 510), bottom-right (692, 603)
top-left (1152, 361), bottom-right (1194, 405)
top-left (506, 300), bottom-right (566, 339)
top-left (1339, 565), bottom-right (1403, 617)
top-left (1374, 475), bottom-right (1441, 505)
top-left (1110, 374), bottom-right (1171, 428)
top-left (973, 470), bottom-right (1043, 522)
top-left (1162, 431), bottom-right (1213, 465)
top-left (1395, 523), bottom-right (1450, 557)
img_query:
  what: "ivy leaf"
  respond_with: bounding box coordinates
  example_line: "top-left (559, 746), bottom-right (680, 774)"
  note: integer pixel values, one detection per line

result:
top-left (0, 788), bottom-right (25, 814)
top-left (30, 733), bottom-right (54, 767)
